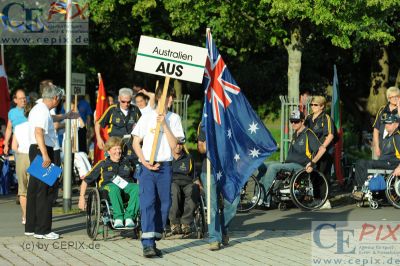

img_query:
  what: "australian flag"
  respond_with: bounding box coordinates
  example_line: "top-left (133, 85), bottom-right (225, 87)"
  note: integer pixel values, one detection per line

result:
top-left (202, 29), bottom-right (277, 203)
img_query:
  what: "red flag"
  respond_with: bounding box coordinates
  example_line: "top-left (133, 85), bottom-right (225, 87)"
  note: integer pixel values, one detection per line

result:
top-left (93, 73), bottom-right (109, 164)
top-left (0, 45), bottom-right (10, 124)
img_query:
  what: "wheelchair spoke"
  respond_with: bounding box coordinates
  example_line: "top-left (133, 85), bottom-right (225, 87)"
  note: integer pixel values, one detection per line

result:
top-left (386, 175), bottom-right (400, 209)
top-left (290, 169), bottom-right (329, 210)
top-left (237, 175), bottom-right (261, 212)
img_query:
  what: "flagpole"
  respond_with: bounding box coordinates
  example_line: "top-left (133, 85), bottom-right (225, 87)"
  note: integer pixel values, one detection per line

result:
top-left (149, 76), bottom-right (170, 165)
top-left (206, 158), bottom-right (211, 224)
top-left (63, 0), bottom-right (73, 212)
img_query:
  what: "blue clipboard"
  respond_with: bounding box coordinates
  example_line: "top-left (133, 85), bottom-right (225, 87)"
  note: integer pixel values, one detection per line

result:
top-left (27, 155), bottom-right (62, 186)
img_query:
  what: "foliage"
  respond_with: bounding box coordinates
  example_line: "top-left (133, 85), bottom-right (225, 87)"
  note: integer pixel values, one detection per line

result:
top-left (185, 100), bottom-right (203, 149)
top-left (3, 0), bottom-right (400, 139)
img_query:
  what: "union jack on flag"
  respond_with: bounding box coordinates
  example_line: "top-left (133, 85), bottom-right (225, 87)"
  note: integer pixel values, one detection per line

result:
top-left (202, 29), bottom-right (277, 203)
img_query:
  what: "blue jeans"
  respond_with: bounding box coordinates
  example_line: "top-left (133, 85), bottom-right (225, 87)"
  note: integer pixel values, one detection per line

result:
top-left (259, 162), bottom-right (303, 202)
top-left (200, 173), bottom-right (239, 243)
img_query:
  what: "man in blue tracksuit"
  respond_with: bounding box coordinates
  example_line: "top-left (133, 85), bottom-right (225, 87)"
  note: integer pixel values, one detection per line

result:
top-left (132, 85), bottom-right (184, 258)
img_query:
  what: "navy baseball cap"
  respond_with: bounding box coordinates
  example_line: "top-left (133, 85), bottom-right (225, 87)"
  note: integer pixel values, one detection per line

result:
top-left (384, 114), bottom-right (400, 124)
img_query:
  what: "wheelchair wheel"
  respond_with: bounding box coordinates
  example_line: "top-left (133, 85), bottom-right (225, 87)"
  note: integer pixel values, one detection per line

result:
top-left (290, 169), bottom-right (329, 210)
top-left (86, 189), bottom-right (101, 240)
top-left (237, 175), bottom-right (261, 212)
top-left (385, 175), bottom-right (400, 209)
top-left (193, 194), bottom-right (207, 239)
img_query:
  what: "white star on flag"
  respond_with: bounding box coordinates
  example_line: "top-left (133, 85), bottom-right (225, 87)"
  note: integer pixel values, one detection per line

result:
top-left (248, 121), bottom-right (259, 134)
top-left (249, 148), bottom-right (260, 158)
top-left (227, 129), bottom-right (232, 139)
top-left (216, 171), bottom-right (223, 181)
top-left (204, 113), bottom-right (208, 118)
top-left (234, 154), bottom-right (240, 162)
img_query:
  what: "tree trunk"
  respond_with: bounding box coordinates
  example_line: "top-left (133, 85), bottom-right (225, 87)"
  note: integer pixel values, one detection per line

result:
top-left (396, 68), bottom-right (400, 88)
top-left (366, 47), bottom-right (389, 116)
top-left (285, 26), bottom-right (302, 103)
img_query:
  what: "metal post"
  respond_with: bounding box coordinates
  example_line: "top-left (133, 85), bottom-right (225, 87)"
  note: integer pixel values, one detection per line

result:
top-left (279, 96), bottom-right (285, 163)
top-left (63, 0), bottom-right (73, 212)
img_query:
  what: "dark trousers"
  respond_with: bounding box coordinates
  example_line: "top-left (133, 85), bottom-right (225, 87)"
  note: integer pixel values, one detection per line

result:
top-left (51, 149), bottom-right (61, 204)
top-left (318, 153), bottom-right (332, 182)
top-left (25, 145), bottom-right (55, 235)
top-left (168, 182), bottom-right (199, 225)
top-left (354, 159), bottom-right (397, 187)
top-left (138, 162), bottom-right (172, 248)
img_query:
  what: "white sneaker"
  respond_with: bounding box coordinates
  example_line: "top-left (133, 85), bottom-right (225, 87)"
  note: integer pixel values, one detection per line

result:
top-left (125, 218), bottom-right (135, 228)
top-left (320, 200), bottom-right (332, 210)
top-left (34, 232), bottom-right (59, 240)
top-left (114, 219), bottom-right (124, 228)
top-left (24, 232), bottom-right (34, 236)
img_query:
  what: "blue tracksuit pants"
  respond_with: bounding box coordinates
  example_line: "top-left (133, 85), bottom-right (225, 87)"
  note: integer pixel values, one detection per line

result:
top-left (138, 162), bottom-right (172, 248)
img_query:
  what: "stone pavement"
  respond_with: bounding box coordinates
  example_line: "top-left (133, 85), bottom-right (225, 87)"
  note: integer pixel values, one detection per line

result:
top-left (2, 187), bottom-right (398, 265)
top-left (0, 230), bottom-right (311, 265)
top-left (0, 191), bottom-right (315, 265)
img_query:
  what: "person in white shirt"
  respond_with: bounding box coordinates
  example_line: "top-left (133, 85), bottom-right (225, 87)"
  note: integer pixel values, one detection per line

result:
top-left (25, 84), bottom-right (77, 240)
top-left (132, 85), bottom-right (184, 258)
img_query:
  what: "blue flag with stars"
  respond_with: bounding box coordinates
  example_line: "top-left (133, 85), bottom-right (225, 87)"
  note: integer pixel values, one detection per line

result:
top-left (202, 30), bottom-right (278, 203)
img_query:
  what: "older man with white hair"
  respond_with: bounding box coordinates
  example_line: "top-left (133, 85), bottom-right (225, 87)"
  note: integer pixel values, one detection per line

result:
top-left (95, 87), bottom-right (141, 163)
top-left (25, 84), bottom-right (78, 240)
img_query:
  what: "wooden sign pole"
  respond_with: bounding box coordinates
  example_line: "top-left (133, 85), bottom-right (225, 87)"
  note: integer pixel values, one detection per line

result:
top-left (71, 94), bottom-right (78, 153)
top-left (149, 76), bottom-right (170, 165)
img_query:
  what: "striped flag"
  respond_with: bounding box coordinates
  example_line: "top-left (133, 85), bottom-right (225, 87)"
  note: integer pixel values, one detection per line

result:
top-left (331, 65), bottom-right (344, 185)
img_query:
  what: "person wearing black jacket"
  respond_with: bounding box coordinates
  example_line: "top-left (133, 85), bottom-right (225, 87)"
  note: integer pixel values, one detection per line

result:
top-left (168, 137), bottom-right (200, 235)
top-left (95, 88), bottom-right (141, 163)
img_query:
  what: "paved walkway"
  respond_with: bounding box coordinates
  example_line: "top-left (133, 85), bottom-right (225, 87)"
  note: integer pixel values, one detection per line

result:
top-left (0, 192), bottom-right (314, 265)
top-left (2, 188), bottom-right (398, 265)
top-left (0, 230), bottom-right (311, 265)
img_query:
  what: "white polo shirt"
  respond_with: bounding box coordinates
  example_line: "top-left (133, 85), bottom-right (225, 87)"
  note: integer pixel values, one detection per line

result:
top-left (132, 110), bottom-right (184, 162)
top-left (28, 101), bottom-right (58, 148)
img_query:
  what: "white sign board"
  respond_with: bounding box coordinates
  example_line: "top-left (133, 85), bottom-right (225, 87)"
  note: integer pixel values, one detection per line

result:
top-left (71, 73), bottom-right (86, 95)
top-left (134, 36), bottom-right (208, 84)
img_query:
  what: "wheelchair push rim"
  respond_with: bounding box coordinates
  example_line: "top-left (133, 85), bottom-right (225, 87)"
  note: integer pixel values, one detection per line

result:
top-left (290, 169), bottom-right (329, 211)
top-left (237, 175), bottom-right (262, 213)
top-left (385, 175), bottom-right (400, 209)
top-left (86, 189), bottom-right (101, 240)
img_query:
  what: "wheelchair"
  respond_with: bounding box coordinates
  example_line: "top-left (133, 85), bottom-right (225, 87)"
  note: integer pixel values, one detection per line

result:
top-left (86, 187), bottom-right (140, 240)
top-left (164, 189), bottom-right (207, 239)
top-left (386, 174), bottom-right (400, 209)
top-left (237, 175), bottom-right (262, 212)
top-left (238, 168), bottom-right (329, 212)
top-left (354, 169), bottom-right (400, 209)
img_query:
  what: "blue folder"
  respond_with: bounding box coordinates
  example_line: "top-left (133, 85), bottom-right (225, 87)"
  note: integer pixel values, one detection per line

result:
top-left (27, 155), bottom-right (62, 186)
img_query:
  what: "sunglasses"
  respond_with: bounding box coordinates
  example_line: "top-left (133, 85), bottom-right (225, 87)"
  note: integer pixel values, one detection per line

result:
top-left (290, 120), bottom-right (301, 124)
top-left (120, 100), bottom-right (130, 104)
top-left (310, 103), bottom-right (320, 107)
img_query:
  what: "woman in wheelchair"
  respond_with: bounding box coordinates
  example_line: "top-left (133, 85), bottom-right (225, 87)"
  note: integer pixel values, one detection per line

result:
top-left (259, 110), bottom-right (326, 206)
top-left (78, 137), bottom-right (139, 228)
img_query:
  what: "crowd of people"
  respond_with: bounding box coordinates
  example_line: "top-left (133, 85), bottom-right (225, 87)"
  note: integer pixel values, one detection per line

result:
top-left (1, 80), bottom-right (400, 258)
